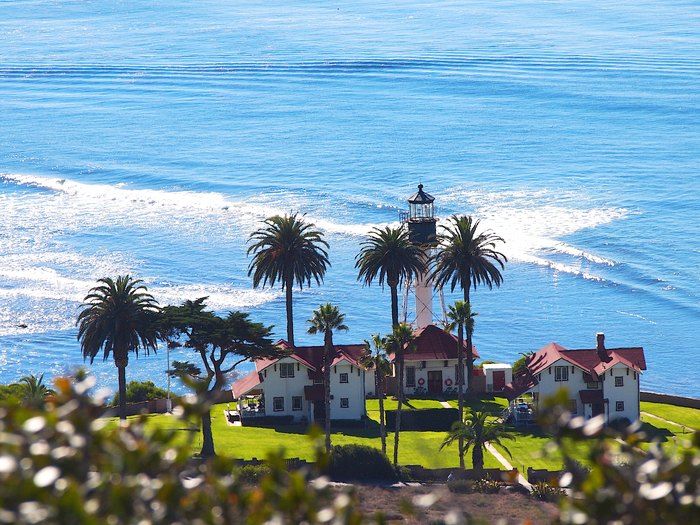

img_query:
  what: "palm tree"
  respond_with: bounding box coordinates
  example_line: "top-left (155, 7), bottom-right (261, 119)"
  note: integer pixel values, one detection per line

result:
top-left (431, 215), bottom-right (506, 394)
top-left (361, 334), bottom-right (391, 456)
top-left (440, 410), bottom-right (514, 473)
top-left (308, 303), bottom-right (348, 454)
top-left (19, 373), bottom-right (55, 408)
top-left (77, 276), bottom-right (159, 420)
top-left (356, 226), bottom-right (425, 327)
top-left (445, 300), bottom-right (477, 468)
top-left (248, 214), bottom-right (329, 347)
top-left (386, 322), bottom-right (416, 467)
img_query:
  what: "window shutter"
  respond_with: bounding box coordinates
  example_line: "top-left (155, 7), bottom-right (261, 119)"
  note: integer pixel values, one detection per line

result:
top-left (297, 363), bottom-right (300, 371)
top-left (274, 364), bottom-right (277, 371)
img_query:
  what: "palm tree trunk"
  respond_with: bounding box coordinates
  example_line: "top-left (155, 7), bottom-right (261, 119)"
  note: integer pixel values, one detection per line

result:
top-left (200, 408), bottom-right (216, 457)
top-left (473, 444), bottom-right (484, 473)
top-left (324, 332), bottom-right (332, 454)
top-left (393, 352), bottom-right (404, 467)
top-left (285, 276), bottom-right (294, 347)
top-left (117, 361), bottom-right (127, 421)
top-left (377, 368), bottom-right (386, 456)
top-left (457, 323), bottom-right (465, 469)
top-left (464, 287), bottom-right (474, 396)
top-left (390, 283), bottom-right (399, 327)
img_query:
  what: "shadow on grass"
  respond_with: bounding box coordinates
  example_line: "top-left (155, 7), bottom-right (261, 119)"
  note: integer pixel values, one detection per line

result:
top-left (638, 422), bottom-right (676, 443)
top-left (245, 418), bottom-right (384, 439)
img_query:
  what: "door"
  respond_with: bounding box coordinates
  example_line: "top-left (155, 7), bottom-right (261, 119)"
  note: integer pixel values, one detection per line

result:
top-left (313, 401), bottom-right (326, 422)
top-left (592, 402), bottom-right (604, 417)
top-left (427, 371), bottom-right (443, 394)
top-left (493, 370), bottom-right (506, 392)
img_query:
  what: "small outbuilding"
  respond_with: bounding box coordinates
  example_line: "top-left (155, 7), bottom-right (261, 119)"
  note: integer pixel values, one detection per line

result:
top-left (483, 363), bottom-right (513, 393)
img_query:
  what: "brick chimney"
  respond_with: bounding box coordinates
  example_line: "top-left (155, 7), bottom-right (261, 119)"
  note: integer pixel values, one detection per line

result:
top-left (596, 332), bottom-right (608, 360)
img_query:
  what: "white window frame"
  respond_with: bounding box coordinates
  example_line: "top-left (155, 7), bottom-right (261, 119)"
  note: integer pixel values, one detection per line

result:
top-left (339, 372), bottom-right (349, 384)
top-left (280, 362), bottom-right (295, 379)
top-left (273, 397), bottom-right (284, 412)
top-left (340, 397), bottom-right (349, 408)
top-left (554, 366), bottom-right (569, 382)
top-left (292, 396), bottom-right (302, 411)
top-left (615, 376), bottom-right (623, 387)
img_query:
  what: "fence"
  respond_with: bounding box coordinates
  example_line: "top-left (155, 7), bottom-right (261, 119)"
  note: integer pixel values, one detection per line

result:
top-left (640, 391), bottom-right (700, 409)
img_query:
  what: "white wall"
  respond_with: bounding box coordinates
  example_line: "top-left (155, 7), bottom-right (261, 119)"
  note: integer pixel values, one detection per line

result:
top-left (530, 358), bottom-right (640, 422)
top-left (484, 365), bottom-right (513, 392)
top-left (602, 364), bottom-right (641, 422)
top-left (258, 358), bottom-right (366, 421)
top-left (364, 368), bottom-right (378, 397)
top-left (329, 361), bottom-right (366, 420)
top-left (402, 359), bottom-right (463, 394)
top-left (259, 357), bottom-right (313, 422)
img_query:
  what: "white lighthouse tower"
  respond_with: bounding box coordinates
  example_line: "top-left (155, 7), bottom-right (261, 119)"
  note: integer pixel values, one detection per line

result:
top-left (401, 184), bottom-right (439, 329)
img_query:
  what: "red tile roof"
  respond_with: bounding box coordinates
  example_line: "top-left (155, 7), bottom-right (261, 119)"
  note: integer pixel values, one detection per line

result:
top-left (231, 371), bottom-right (263, 398)
top-left (391, 324), bottom-right (479, 362)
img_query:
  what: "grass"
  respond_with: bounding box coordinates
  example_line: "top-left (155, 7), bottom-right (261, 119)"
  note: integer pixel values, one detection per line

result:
top-left (140, 406), bottom-right (500, 469)
top-left (446, 395), bottom-right (510, 415)
top-left (640, 401), bottom-right (700, 430)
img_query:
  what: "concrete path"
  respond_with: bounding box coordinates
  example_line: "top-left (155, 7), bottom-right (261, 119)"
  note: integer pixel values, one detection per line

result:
top-left (439, 401), bottom-right (452, 408)
top-left (484, 442), bottom-right (532, 491)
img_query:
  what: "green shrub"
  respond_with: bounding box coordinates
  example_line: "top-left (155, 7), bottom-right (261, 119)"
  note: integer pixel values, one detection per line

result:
top-left (0, 383), bottom-right (25, 405)
top-left (237, 464), bottom-right (271, 484)
top-left (112, 380), bottom-right (168, 405)
top-left (471, 479), bottom-right (502, 494)
top-left (328, 444), bottom-right (397, 481)
top-left (531, 481), bottom-right (565, 502)
top-left (385, 408), bottom-right (459, 431)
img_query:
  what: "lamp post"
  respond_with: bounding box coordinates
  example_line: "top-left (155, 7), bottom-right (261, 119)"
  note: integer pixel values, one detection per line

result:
top-left (166, 342), bottom-right (172, 413)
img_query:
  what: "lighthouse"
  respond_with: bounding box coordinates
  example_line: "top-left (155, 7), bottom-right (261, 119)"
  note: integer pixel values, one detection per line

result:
top-left (402, 184), bottom-right (438, 329)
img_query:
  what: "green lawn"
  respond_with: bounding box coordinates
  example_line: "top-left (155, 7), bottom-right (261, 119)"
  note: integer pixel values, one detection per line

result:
top-left (140, 406), bottom-right (500, 469)
top-left (640, 401), bottom-right (700, 430)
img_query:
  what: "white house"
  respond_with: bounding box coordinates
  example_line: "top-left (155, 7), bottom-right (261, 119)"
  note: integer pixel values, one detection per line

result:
top-left (504, 333), bottom-right (647, 424)
top-left (483, 363), bottom-right (513, 393)
top-left (231, 341), bottom-right (367, 423)
top-left (392, 324), bottom-right (480, 395)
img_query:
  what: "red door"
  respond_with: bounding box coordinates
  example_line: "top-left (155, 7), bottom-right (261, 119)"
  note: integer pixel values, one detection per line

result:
top-left (428, 371), bottom-right (443, 394)
top-left (493, 371), bottom-right (506, 392)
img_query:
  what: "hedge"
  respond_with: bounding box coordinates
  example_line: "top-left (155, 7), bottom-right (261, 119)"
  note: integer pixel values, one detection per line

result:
top-left (385, 407), bottom-right (459, 431)
top-left (328, 445), bottom-right (397, 482)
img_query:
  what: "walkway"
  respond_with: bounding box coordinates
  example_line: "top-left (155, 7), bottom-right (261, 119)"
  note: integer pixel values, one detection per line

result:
top-left (439, 401), bottom-right (452, 408)
top-left (485, 442), bottom-right (532, 491)
top-left (642, 411), bottom-right (694, 432)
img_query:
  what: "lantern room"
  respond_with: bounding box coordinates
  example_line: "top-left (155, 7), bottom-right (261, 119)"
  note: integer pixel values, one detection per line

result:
top-left (404, 184), bottom-right (437, 246)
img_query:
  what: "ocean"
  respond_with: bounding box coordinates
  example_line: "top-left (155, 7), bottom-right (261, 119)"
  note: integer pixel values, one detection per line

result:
top-left (0, 0), bottom-right (698, 396)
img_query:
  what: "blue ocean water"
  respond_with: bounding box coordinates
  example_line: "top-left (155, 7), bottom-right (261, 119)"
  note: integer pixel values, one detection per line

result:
top-left (0, 0), bottom-right (698, 396)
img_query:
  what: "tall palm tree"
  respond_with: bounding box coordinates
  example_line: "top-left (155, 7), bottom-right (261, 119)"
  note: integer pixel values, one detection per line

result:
top-left (445, 300), bottom-right (477, 468)
top-left (431, 215), bottom-right (506, 394)
top-left (440, 410), bottom-right (514, 472)
top-left (77, 276), bottom-right (159, 420)
top-left (308, 303), bottom-right (348, 454)
top-left (386, 322), bottom-right (416, 467)
top-left (19, 373), bottom-right (55, 408)
top-left (356, 226), bottom-right (425, 328)
top-left (248, 214), bottom-right (329, 347)
top-left (361, 334), bottom-right (391, 456)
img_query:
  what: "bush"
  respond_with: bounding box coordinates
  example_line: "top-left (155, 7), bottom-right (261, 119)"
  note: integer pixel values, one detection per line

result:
top-left (385, 408), bottom-right (459, 431)
top-left (328, 444), bottom-right (397, 481)
top-left (471, 479), bottom-right (502, 493)
top-left (237, 464), bottom-right (271, 484)
top-left (608, 417), bottom-right (632, 431)
top-left (0, 383), bottom-right (25, 405)
top-left (112, 380), bottom-right (168, 405)
top-left (531, 481), bottom-right (565, 502)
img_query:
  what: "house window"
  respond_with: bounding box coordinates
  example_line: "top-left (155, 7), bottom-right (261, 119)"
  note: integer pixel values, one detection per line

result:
top-left (273, 397), bottom-right (284, 412)
top-left (406, 367), bottom-right (416, 388)
top-left (292, 396), bottom-right (302, 411)
top-left (280, 363), bottom-right (295, 378)
top-left (587, 382), bottom-right (600, 389)
top-left (340, 398), bottom-right (349, 408)
top-left (616, 401), bottom-right (624, 412)
top-left (615, 376), bottom-right (623, 387)
top-left (339, 373), bottom-right (348, 384)
top-left (569, 400), bottom-right (577, 415)
top-left (313, 378), bottom-right (324, 384)
top-left (554, 366), bottom-right (569, 382)
top-left (443, 360), bottom-right (448, 368)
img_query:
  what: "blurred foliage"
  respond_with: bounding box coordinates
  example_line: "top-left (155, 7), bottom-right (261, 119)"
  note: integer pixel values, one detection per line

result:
top-left (539, 390), bottom-right (700, 524)
top-left (0, 376), bottom-right (424, 524)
